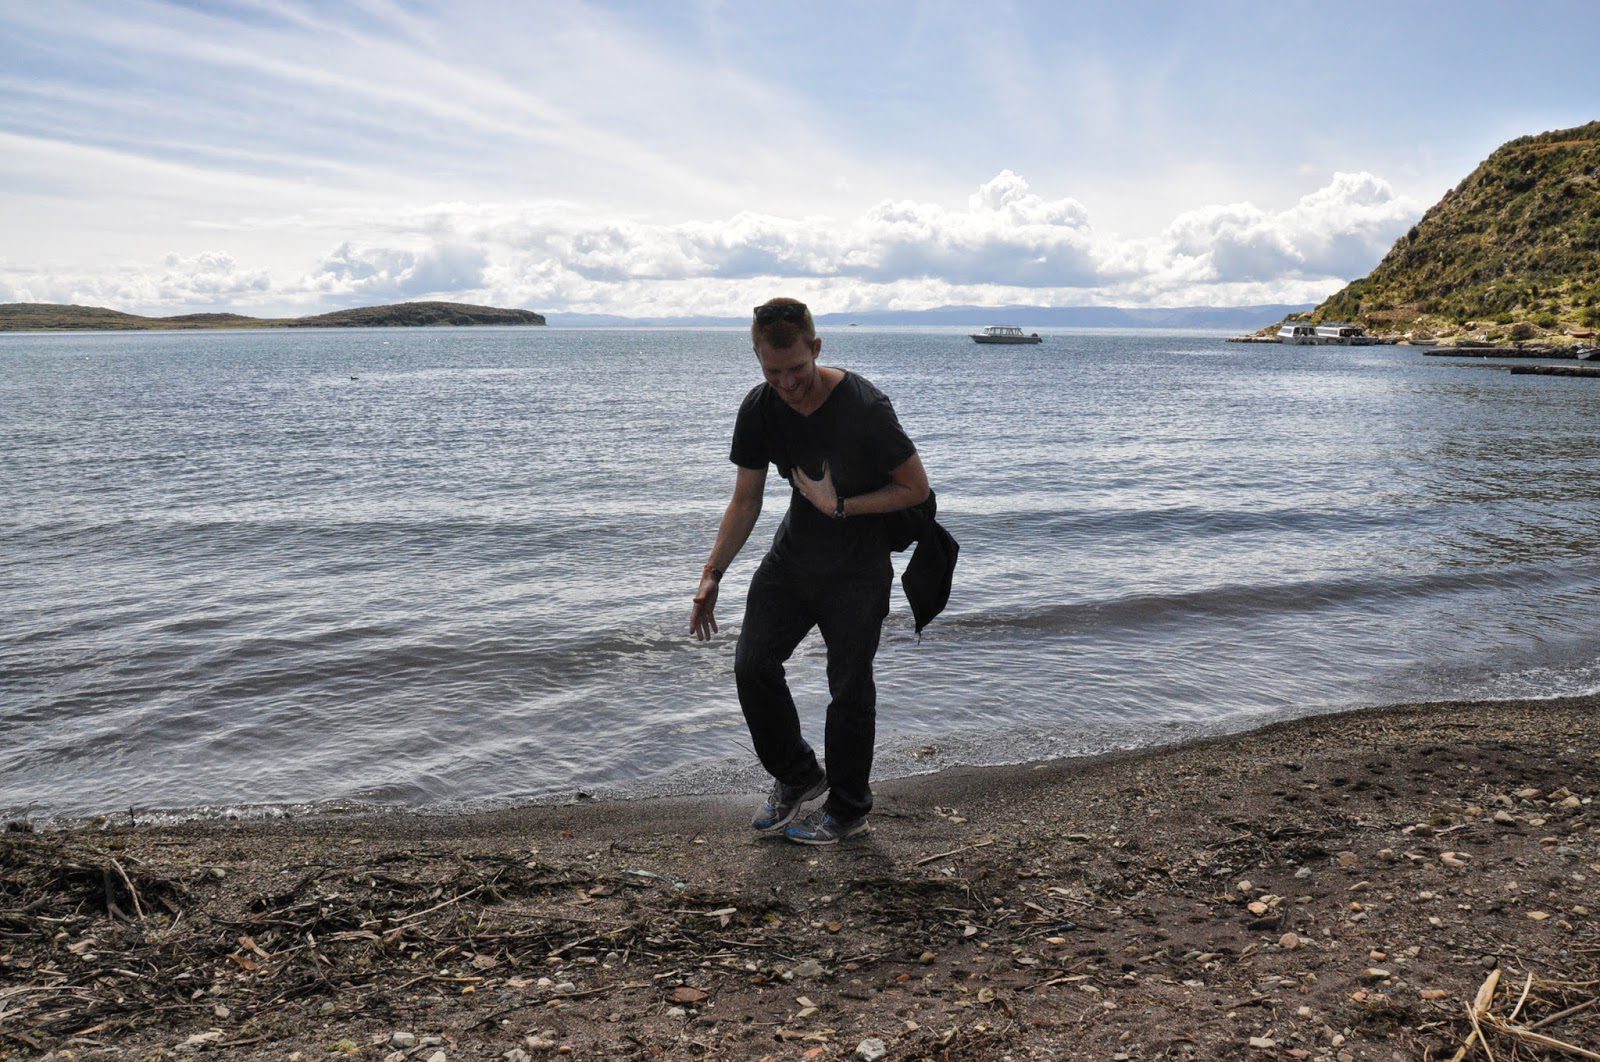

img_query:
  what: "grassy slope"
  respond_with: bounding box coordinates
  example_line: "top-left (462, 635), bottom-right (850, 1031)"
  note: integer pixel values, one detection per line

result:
top-left (1313, 121), bottom-right (1600, 342)
top-left (0, 301), bottom-right (545, 332)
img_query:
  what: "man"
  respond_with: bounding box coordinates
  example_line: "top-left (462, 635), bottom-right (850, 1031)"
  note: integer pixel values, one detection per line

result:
top-left (690, 298), bottom-right (930, 845)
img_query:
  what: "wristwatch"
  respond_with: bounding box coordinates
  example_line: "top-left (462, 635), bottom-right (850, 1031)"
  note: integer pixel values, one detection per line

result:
top-left (832, 495), bottom-right (847, 521)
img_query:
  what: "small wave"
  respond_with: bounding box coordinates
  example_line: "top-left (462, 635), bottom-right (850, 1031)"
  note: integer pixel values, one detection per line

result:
top-left (944, 563), bottom-right (1586, 635)
top-left (949, 500), bottom-right (1418, 540)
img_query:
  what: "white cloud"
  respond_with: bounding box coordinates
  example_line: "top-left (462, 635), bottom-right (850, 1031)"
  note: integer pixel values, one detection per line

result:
top-left (159, 251), bottom-right (272, 298)
top-left (1147, 171), bottom-right (1419, 285)
top-left (3, 171), bottom-right (1423, 316)
top-left (303, 241), bottom-right (488, 300)
top-left (0, 251), bottom-right (272, 310)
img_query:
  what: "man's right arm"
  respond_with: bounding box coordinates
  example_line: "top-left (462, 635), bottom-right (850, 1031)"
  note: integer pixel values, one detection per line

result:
top-left (690, 465), bottom-right (766, 641)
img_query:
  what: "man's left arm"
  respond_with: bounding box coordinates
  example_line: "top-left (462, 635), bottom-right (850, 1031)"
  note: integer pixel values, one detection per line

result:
top-left (793, 452), bottom-right (929, 519)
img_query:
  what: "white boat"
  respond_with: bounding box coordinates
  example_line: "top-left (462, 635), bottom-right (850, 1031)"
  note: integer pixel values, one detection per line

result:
top-left (971, 325), bottom-right (1042, 344)
top-left (1277, 323), bottom-right (1318, 344)
top-left (1314, 323), bottom-right (1377, 345)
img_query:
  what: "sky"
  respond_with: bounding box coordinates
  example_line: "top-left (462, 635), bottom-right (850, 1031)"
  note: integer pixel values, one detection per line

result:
top-left (1, 0), bottom-right (1596, 317)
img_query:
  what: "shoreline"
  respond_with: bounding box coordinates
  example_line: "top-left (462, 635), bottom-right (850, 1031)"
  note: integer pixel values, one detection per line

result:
top-left (9, 692), bottom-right (1553, 830)
top-left (5, 692), bottom-right (1427, 829)
top-left (3, 694), bottom-right (1596, 1058)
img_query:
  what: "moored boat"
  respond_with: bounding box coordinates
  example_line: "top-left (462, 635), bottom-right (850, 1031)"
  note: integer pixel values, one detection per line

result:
top-left (1277, 323), bottom-right (1318, 344)
top-left (971, 325), bottom-right (1042, 344)
top-left (1314, 322), bottom-right (1377, 345)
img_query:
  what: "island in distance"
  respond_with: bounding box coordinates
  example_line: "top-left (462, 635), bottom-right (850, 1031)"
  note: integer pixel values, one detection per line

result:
top-left (0, 301), bottom-right (546, 332)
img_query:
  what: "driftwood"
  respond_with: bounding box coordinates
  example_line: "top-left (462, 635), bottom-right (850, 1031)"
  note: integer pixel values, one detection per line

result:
top-left (1450, 968), bottom-right (1600, 1060)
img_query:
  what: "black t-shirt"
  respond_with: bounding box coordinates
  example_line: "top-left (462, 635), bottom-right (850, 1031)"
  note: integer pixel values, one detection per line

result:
top-left (730, 371), bottom-right (917, 575)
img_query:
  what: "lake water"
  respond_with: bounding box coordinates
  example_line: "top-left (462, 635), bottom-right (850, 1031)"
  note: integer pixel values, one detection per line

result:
top-left (4, 327), bottom-right (1599, 821)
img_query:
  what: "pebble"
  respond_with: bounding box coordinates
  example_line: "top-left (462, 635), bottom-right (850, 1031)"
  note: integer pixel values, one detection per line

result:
top-left (856, 1038), bottom-right (888, 1061)
top-left (1280, 932), bottom-right (1301, 950)
top-left (793, 959), bottom-right (825, 978)
top-left (1336, 851), bottom-right (1359, 868)
top-left (504, 1052), bottom-right (531, 1062)
top-left (525, 1037), bottom-right (556, 1051)
top-left (426, 1052), bottom-right (447, 1062)
top-left (1294, 866), bottom-right (1312, 879)
top-left (1494, 810), bottom-right (1516, 825)
top-left (390, 1031), bottom-right (417, 1049)
top-left (1248, 1036), bottom-right (1275, 1049)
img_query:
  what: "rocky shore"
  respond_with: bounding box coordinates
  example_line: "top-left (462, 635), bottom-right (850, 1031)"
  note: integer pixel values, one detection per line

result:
top-left (3, 696), bottom-right (1596, 1059)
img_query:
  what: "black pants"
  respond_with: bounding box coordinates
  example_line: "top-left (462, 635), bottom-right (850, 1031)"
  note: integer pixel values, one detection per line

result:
top-left (734, 555), bottom-right (892, 822)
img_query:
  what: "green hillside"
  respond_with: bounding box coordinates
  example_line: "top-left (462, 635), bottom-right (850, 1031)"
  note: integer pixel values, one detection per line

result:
top-left (292, 302), bottom-right (546, 327)
top-left (1314, 121), bottom-right (1600, 343)
top-left (0, 301), bottom-right (545, 332)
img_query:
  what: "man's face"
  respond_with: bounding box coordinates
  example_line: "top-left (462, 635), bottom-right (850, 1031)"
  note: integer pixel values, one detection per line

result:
top-left (754, 335), bottom-right (823, 409)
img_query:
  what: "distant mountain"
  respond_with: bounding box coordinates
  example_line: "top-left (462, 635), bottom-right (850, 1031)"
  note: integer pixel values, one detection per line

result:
top-left (1313, 121), bottom-right (1600, 342)
top-left (0, 301), bottom-right (545, 332)
top-left (544, 304), bottom-right (1314, 329)
top-left (292, 303), bottom-right (544, 327)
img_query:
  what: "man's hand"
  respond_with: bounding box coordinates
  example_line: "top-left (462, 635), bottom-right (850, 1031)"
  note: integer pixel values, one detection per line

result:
top-left (690, 574), bottom-right (720, 641)
top-left (792, 461), bottom-right (839, 517)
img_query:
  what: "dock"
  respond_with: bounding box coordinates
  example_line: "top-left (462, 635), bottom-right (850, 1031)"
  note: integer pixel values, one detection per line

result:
top-left (1508, 364), bottom-right (1600, 378)
top-left (1423, 346), bottom-right (1576, 359)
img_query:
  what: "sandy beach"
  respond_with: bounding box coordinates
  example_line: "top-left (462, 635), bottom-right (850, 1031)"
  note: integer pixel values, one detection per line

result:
top-left (3, 695), bottom-right (1596, 1060)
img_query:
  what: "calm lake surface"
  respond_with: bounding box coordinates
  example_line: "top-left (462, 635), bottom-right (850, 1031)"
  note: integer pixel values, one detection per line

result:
top-left (4, 327), bottom-right (1599, 820)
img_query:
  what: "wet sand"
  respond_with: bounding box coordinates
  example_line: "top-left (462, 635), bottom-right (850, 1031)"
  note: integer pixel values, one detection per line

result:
top-left (3, 695), bottom-right (1596, 1059)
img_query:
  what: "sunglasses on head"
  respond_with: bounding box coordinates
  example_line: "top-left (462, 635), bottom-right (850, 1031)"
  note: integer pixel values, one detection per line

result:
top-left (753, 302), bottom-right (810, 324)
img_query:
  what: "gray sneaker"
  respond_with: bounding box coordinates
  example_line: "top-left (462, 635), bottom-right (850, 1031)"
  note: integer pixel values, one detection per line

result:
top-left (751, 776), bottom-right (827, 832)
top-left (783, 809), bottom-right (869, 845)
